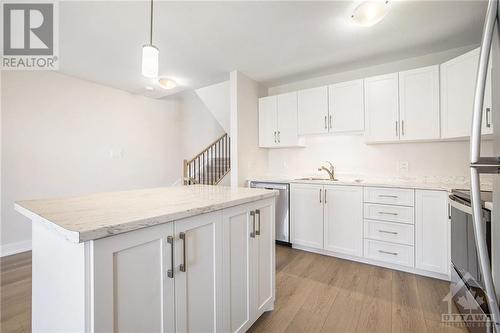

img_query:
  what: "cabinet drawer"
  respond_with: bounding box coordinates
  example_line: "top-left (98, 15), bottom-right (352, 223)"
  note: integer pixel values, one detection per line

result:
top-left (364, 203), bottom-right (414, 224)
top-left (364, 219), bottom-right (414, 245)
top-left (364, 187), bottom-right (414, 206)
top-left (364, 239), bottom-right (415, 267)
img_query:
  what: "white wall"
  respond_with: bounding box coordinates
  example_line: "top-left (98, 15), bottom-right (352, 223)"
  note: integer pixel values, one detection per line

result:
top-left (195, 81), bottom-right (230, 133)
top-left (265, 45), bottom-right (492, 180)
top-left (174, 90), bottom-right (225, 160)
top-left (230, 71), bottom-right (268, 186)
top-left (1, 71), bottom-right (182, 254)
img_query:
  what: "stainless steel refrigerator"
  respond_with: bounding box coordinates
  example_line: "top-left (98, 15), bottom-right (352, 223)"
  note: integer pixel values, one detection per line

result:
top-left (470, 1), bottom-right (500, 331)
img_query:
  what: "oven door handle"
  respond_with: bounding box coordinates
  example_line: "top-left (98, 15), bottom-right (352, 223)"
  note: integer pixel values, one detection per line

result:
top-left (449, 198), bottom-right (473, 215)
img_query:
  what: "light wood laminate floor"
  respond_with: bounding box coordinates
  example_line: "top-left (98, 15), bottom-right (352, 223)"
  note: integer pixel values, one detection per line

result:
top-left (1, 246), bottom-right (467, 333)
top-left (249, 245), bottom-right (468, 333)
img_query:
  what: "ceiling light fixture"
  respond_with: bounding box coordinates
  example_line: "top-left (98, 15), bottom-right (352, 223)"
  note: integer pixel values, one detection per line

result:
top-left (351, 1), bottom-right (390, 27)
top-left (141, 0), bottom-right (159, 78)
top-left (158, 78), bottom-right (177, 90)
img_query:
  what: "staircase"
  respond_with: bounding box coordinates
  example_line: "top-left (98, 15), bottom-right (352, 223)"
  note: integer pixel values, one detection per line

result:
top-left (184, 133), bottom-right (231, 185)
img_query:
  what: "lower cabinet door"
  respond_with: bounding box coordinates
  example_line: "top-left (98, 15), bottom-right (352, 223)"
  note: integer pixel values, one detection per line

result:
top-left (222, 204), bottom-right (253, 333)
top-left (174, 211), bottom-right (224, 333)
top-left (92, 222), bottom-right (175, 333)
top-left (415, 190), bottom-right (450, 275)
top-left (291, 184), bottom-right (324, 249)
top-left (254, 201), bottom-right (275, 317)
top-left (324, 185), bottom-right (363, 257)
top-left (222, 199), bottom-right (275, 333)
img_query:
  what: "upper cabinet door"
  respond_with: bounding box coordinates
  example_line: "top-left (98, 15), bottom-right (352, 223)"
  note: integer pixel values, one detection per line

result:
top-left (364, 73), bottom-right (400, 143)
top-left (297, 86), bottom-right (329, 135)
top-left (329, 79), bottom-right (364, 133)
top-left (258, 96), bottom-right (278, 148)
top-left (398, 65), bottom-right (440, 141)
top-left (276, 92), bottom-right (300, 146)
top-left (440, 48), bottom-right (484, 139)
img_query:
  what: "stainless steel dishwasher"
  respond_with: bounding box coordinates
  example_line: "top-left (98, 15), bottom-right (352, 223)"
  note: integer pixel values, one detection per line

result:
top-left (250, 181), bottom-right (290, 245)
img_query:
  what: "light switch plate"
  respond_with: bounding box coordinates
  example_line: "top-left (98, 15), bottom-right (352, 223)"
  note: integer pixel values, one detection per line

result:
top-left (398, 161), bottom-right (409, 173)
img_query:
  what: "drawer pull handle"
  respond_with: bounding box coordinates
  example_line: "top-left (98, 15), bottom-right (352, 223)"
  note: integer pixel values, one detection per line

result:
top-left (379, 230), bottom-right (398, 235)
top-left (378, 211), bottom-right (398, 216)
top-left (378, 195), bottom-right (398, 198)
top-left (379, 250), bottom-right (398, 256)
top-left (255, 209), bottom-right (261, 236)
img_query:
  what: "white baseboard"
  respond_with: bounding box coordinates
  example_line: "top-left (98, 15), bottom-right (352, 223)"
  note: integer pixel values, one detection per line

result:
top-left (1, 240), bottom-right (32, 257)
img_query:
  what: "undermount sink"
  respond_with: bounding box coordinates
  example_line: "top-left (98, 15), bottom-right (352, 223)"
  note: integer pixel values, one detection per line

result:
top-left (295, 177), bottom-right (338, 181)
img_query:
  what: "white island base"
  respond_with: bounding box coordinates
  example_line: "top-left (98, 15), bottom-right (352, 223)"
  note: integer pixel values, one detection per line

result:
top-left (18, 187), bottom-right (276, 333)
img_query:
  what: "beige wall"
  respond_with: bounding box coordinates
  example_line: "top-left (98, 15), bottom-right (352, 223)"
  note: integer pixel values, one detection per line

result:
top-left (264, 45), bottom-right (491, 179)
top-left (1, 71), bottom-right (182, 253)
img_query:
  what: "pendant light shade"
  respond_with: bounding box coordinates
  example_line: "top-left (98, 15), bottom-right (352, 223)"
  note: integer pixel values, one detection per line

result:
top-left (142, 44), bottom-right (159, 78)
top-left (141, 0), bottom-right (159, 78)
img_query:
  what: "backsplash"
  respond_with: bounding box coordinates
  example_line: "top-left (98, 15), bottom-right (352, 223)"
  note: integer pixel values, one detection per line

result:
top-left (265, 135), bottom-right (494, 184)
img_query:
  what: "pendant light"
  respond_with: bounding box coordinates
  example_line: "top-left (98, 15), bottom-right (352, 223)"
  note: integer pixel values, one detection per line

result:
top-left (141, 0), bottom-right (159, 78)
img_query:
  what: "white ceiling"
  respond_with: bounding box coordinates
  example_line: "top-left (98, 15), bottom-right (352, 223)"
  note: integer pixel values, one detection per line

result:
top-left (59, 1), bottom-right (487, 97)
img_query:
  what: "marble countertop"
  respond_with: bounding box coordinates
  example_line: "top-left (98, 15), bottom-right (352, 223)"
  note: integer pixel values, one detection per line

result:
top-left (248, 174), bottom-right (493, 192)
top-left (15, 185), bottom-right (278, 243)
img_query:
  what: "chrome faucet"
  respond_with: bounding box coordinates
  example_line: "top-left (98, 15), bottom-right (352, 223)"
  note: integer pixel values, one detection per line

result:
top-left (318, 161), bottom-right (336, 180)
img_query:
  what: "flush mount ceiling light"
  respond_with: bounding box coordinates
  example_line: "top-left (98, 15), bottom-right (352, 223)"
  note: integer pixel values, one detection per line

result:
top-left (141, 0), bottom-right (159, 78)
top-left (351, 1), bottom-right (390, 27)
top-left (158, 78), bottom-right (177, 90)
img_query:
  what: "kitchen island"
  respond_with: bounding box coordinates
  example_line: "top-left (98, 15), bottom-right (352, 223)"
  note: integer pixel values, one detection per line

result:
top-left (15, 185), bottom-right (277, 333)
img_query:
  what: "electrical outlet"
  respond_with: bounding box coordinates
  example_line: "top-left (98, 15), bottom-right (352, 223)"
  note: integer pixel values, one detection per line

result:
top-left (398, 161), bottom-right (409, 173)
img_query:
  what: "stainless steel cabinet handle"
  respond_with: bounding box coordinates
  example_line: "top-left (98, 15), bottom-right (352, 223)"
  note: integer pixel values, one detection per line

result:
top-left (255, 209), bottom-right (261, 236)
top-left (273, 131), bottom-right (277, 143)
top-left (378, 230), bottom-right (398, 235)
top-left (401, 120), bottom-right (405, 136)
top-left (250, 211), bottom-right (256, 238)
top-left (378, 195), bottom-right (398, 198)
top-left (395, 121), bottom-right (399, 137)
top-left (329, 115), bottom-right (332, 129)
top-left (179, 232), bottom-right (186, 272)
top-left (319, 189), bottom-right (322, 203)
top-left (379, 250), bottom-right (398, 256)
top-left (167, 236), bottom-right (174, 278)
top-left (486, 107), bottom-right (492, 128)
top-left (324, 189), bottom-right (327, 204)
top-left (277, 131), bottom-right (281, 143)
top-left (324, 116), bottom-right (327, 129)
top-left (378, 211), bottom-right (398, 216)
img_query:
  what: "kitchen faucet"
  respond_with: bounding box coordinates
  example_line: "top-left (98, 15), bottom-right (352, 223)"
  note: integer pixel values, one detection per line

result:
top-left (318, 161), bottom-right (336, 180)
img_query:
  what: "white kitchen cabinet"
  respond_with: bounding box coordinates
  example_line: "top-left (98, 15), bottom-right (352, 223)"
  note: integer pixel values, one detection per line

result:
top-left (258, 93), bottom-right (302, 148)
top-left (398, 65), bottom-right (440, 141)
top-left (298, 86), bottom-right (329, 135)
top-left (415, 190), bottom-right (450, 275)
top-left (323, 185), bottom-right (363, 256)
top-left (258, 96), bottom-right (278, 147)
top-left (440, 48), bottom-right (493, 138)
top-left (291, 183), bottom-right (324, 249)
top-left (174, 211), bottom-right (224, 333)
top-left (222, 199), bottom-right (275, 333)
top-left (93, 222), bottom-right (176, 333)
top-left (364, 73), bottom-right (400, 143)
top-left (328, 79), bottom-right (365, 133)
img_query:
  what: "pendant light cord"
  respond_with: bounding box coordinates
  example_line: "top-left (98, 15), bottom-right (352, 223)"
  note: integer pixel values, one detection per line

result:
top-left (149, 0), bottom-right (153, 45)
